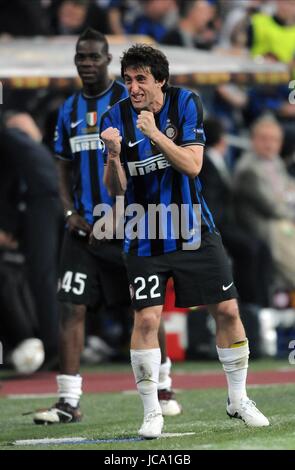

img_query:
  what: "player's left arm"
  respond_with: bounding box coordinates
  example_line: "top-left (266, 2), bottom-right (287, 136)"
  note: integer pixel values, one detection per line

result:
top-left (136, 94), bottom-right (205, 178)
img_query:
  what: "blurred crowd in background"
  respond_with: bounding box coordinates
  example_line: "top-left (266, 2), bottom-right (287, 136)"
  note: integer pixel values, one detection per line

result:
top-left (1, 0), bottom-right (295, 371)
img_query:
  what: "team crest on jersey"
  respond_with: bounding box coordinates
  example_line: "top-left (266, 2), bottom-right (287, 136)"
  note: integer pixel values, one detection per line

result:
top-left (86, 112), bottom-right (97, 127)
top-left (164, 123), bottom-right (177, 140)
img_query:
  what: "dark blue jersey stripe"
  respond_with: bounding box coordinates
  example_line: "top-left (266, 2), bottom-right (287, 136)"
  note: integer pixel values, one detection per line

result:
top-left (101, 86), bottom-right (214, 255)
top-left (54, 80), bottom-right (128, 224)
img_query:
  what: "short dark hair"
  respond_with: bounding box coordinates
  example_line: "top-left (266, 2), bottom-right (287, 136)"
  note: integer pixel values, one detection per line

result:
top-left (121, 44), bottom-right (169, 91)
top-left (76, 27), bottom-right (109, 55)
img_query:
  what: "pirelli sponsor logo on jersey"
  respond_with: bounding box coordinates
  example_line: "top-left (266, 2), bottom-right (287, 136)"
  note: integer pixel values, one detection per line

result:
top-left (69, 134), bottom-right (105, 153)
top-left (127, 153), bottom-right (170, 176)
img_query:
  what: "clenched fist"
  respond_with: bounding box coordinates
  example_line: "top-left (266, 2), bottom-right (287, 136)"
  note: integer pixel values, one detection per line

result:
top-left (101, 127), bottom-right (122, 158)
top-left (136, 110), bottom-right (158, 140)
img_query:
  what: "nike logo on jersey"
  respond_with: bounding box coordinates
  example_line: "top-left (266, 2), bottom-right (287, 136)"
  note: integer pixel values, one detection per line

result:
top-left (71, 119), bottom-right (84, 128)
top-left (128, 138), bottom-right (145, 147)
top-left (222, 282), bottom-right (233, 291)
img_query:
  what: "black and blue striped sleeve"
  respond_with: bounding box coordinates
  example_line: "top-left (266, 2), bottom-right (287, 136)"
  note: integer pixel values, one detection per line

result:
top-left (100, 111), bottom-right (115, 164)
top-left (54, 105), bottom-right (73, 161)
top-left (179, 92), bottom-right (206, 147)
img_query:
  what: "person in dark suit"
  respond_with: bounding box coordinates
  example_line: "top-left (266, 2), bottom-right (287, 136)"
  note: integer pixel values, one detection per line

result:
top-left (0, 114), bottom-right (61, 362)
top-left (200, 117), bottom-right (273, 306)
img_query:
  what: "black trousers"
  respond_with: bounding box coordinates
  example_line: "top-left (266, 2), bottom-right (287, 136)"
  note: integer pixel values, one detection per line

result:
top-left (21, 196), bottom-right (62, 358)
top-left (222, 229), bottom-right (273, 307)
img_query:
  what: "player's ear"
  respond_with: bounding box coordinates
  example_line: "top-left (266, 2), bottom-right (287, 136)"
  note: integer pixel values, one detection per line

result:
top-left (156, 79), bottom-right (165, 88)
top-left (107, 53), bottom-right (112, 65)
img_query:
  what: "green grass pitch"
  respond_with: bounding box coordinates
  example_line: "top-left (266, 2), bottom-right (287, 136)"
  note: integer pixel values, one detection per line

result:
top-left (0, 382), bottom-right (294, 450)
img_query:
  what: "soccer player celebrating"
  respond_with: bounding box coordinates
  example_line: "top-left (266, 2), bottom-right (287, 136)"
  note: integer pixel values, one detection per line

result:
top-left (101, 44), bottom-right (269, 439)
top-left (33, 31), bottom-right (180, 425)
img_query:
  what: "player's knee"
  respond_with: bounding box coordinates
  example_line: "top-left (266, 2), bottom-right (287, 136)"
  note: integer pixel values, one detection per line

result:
top-left (135, 310), bottom-right (160, 336)
top-left (60, 302), bottom-right (86, 327)
top-left (214, 301), bottom-right (240, 324)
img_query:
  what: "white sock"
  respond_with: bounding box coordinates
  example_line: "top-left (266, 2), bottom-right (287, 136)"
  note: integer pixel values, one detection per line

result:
top-left (57, 374), bottom-right (82, 407)
top-left (130, 348), bottom-right (162, 416)
top-left (217, 340), bottom-right (249, 405)
top-left (158, 357), bottom-right (172, 390)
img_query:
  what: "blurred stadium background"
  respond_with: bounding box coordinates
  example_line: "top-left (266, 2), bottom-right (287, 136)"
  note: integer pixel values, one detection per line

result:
top-left (1, 0), bottom-right (295, 450)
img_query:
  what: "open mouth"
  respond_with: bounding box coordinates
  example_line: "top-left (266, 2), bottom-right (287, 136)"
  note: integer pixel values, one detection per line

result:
top-left (131, 95), bottom-right (145, 104)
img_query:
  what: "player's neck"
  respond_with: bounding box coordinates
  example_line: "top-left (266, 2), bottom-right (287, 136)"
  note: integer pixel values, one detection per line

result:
top-left (149, 91), bottom-right (165, 114)
top-left (82, 78), bottom-right (112, 98)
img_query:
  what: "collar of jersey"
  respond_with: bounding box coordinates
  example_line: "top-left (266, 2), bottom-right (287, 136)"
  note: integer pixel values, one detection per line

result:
top-left (81, 80), bottom-right (114, 100)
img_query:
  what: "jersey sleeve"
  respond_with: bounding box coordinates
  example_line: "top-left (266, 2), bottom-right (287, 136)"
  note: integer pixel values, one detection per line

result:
top-left (100, 111), bottom-right (116, 164)
top-left (179, 93), bottom-right (206, 147)
top-left (100, 103), bottom-right (127, 166)
top-left (54, 105), bottom-right (73, 161)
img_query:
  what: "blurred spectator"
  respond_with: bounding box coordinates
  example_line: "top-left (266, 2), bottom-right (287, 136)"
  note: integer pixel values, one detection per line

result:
top-left (281, 135), bottom-right (295, 178)
top-left (200, 117), bottom-right (273, 306)
top-left (246, 85), bottom-right (294, 123)
top-left (50, 0), bottom-right (110, 35)
top-left (234, 116), bottom-right (295, 288)
top-left (210, 83), bottom-right (248, 164)
top-left (0, 0), bottom-right (51, 37)
top-left (238, 0), bottom-right (295, 152)
top-left (0, 133), bottom-right (27, 354)
top-left (248, 0), bottom-right (295, 63)
top-left (219, 0), bottom-right (272, 51)
top-left (229, 0), bottom-right (290, 156)
top-left (96, 0), bottom-right (141, 35)
top-left (245, 83), bottom-right (295, 172)
top-left (5, 112), bottom-right (43, 142)
top-left (99, 0), bottom-right (127, 35)
top-left (0, 114), bottom-right (62, 363)
top-left (126, 0), bottom-right (178, 42)
top-left (161, 0), bottom-right (217, 50)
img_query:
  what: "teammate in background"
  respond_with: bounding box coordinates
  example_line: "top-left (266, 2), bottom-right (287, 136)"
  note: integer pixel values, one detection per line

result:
top-left (101, 44), bottom-right (269, 439)
top-left (33, 29), bottom-right (180, 425)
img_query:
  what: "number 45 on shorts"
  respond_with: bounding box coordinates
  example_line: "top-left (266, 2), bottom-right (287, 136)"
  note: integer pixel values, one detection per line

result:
top-left (60, 271), bottom-right (87, 295)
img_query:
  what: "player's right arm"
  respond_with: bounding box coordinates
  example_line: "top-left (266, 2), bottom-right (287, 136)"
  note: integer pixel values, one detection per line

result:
top-left (56, 160), bottom-right (91, 234)
top-left (101, 126), bottom-right (127, 197)
top-left (54, 104), bottom-right (91, 234)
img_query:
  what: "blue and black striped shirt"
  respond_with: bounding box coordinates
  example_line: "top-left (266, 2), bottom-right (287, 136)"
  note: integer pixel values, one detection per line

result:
top-left (54, 80), bottom-right (128, 224)
top-left (101, 86), bottom-right (215, 255)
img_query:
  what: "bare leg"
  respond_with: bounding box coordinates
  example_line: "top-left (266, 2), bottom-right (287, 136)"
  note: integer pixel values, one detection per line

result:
top-left (158, 317), bottom-right (167, 364)
top-left (208, 299), bottom-right (246, 347)
top-left (59, 302), bottom-right (86, 375)
top-left (131, 306), bottom-right (162, 350)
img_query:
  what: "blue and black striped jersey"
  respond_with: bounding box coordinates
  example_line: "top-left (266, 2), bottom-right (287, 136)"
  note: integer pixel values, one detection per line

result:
top-left (101, 86), bottom-right (215, 256)
top-left (54, 80), bottom-right (128, 224)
